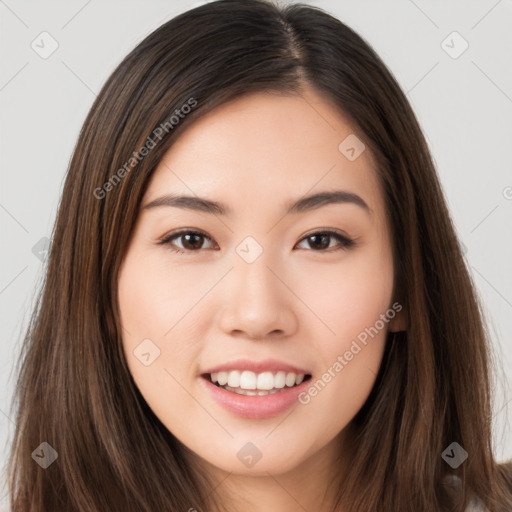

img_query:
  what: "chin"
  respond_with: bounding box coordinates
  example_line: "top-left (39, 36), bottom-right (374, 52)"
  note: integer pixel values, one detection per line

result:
top-left (192, 439), bottom-right (310, 477)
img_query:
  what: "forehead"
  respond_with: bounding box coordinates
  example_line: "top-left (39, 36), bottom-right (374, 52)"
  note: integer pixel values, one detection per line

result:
top-left (143, 88), bottom-right (384, 221)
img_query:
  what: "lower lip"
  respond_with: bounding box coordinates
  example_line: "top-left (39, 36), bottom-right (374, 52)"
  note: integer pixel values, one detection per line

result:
top-left (199, 375), bottom-right (312, 419)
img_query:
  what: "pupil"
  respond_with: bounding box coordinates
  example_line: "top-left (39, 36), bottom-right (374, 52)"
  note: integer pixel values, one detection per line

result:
top-left (309, 234), bottom-right (329, 250)
top-left (183, 234), bottom-right (203, 250)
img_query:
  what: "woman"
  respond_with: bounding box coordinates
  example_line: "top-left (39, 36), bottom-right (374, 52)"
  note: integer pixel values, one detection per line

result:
top-left (7, 0), bottom-right (512, 510)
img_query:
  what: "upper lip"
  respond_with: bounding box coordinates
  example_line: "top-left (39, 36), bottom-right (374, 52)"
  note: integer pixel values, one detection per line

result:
top-left (202, 358), bottom-right (311, 376)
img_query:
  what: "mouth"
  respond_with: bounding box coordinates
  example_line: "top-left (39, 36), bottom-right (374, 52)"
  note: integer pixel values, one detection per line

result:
top-left (201, 370), bottom-right (313, 396)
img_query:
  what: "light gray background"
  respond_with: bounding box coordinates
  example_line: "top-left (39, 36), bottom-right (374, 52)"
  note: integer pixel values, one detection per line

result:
top-left (1, 0), bottom-right (511, 508)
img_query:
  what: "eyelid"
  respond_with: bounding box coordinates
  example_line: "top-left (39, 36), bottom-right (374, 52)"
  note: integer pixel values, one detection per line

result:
top-left (157, 228), bottom-right (216, 249)
top-left (296, 229), bottom-right (357, 251)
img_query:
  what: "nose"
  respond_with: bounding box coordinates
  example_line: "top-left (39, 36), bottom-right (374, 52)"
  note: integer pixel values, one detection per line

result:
top-left (217, 256), bottom-right (298, 340)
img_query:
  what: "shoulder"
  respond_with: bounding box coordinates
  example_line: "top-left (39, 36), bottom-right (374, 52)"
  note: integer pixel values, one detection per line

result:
top-left (442, 475), bottom-right (489, 512)
top-left (464, 498), bottom-right (488, 511)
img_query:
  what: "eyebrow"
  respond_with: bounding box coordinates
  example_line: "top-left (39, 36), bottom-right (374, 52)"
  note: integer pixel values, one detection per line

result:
top-left (142, 190), bottom-right (372, 217)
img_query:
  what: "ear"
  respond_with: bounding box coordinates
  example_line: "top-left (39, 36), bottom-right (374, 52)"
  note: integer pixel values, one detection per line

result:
top-left (389, 306), bottom-right (407, 332)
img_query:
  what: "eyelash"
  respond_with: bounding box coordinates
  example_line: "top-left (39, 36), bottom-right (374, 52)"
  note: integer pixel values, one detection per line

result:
top-left (157, 229), bottom-right (358, 255)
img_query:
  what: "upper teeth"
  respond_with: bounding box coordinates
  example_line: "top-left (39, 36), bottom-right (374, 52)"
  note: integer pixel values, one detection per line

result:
top-left (210, 370), bottom-right (305, 390)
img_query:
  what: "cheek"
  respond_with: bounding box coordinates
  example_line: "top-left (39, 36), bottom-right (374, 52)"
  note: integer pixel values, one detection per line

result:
top-left (117, 256), bottom-right (207, 439)
top-left (118, 251), bottom-right (195, 344)
top-left (117, 253), bottom-right (199, 398)
top-left (294, 240), bottom-right (394, 346)
top-left (293, 243), bottom-right (394, 426)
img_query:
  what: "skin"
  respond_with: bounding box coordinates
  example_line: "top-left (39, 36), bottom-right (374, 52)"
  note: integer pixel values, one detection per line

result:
top-left (118, 86), bottom-right (407, 512)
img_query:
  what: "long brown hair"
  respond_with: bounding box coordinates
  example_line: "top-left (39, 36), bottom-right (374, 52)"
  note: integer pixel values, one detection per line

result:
top-left (7, 0), bottom-right (512, 510)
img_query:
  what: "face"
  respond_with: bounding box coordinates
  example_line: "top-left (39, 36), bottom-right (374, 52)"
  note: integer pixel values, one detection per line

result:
top-left (117, 86), bottom-right (405, 478)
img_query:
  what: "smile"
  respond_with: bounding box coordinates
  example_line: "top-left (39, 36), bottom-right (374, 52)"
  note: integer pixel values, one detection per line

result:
top-left (208, 370), bottom-right (308, 395)
top-left (200, 371), bottom-right (313, 419)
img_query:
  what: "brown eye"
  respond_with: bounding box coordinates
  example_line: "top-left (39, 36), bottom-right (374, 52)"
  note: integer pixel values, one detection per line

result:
top-left (295, 231), bottom-right (355, 252)
top-left (158, 230), bottom-right (215, 254)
